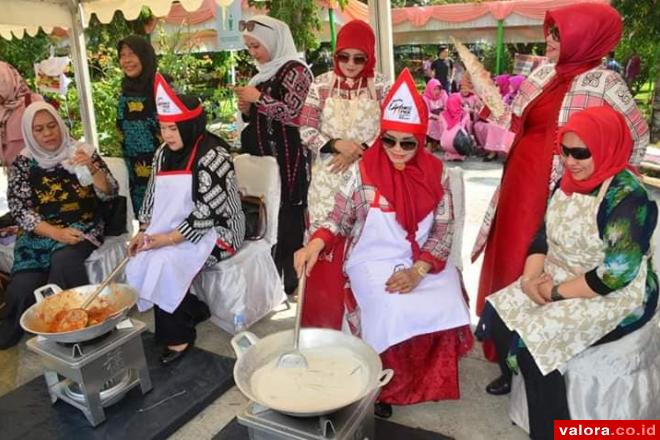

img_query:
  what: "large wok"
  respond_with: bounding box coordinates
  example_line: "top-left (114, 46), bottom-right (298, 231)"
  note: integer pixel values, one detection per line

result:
top-left (20, 283), bottom-right (138, 343)
top-left (231, 328), bottom-right (393, 417)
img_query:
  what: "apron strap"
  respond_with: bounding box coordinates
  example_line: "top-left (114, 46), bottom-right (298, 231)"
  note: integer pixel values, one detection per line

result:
top-left (185, 136), bottom-right (203, 171)
top-left (595, 176), bottom-right (614, 205)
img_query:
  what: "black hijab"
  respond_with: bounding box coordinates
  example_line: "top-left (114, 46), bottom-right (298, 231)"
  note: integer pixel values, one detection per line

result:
top-left (117, 36), bottom-right (157, 97)
top-left (161, 94), bottom-right (207, 172)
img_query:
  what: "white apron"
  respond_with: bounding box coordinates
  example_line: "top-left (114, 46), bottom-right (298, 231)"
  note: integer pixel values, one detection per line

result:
top-left (345, 191), bottom-right (471, 354)
top-left (126, 142), bottom-right (218, 313)
top-left (488, 177), bottom-right (648, 375)
top-left (308, 75), bottom-right (381, 225)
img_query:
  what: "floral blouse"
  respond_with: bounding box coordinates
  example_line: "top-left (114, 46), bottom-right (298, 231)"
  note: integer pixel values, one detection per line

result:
top-left (8, 153), bottom-right (118, 235)
top-left (311, 162), bottom-right (454, 273)
top-left (529, 170), bottom-right (659, 332)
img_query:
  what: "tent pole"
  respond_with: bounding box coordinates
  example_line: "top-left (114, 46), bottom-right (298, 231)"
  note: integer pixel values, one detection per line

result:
top-left (495, 19), bottom-right (504, 74)
top-left (68, 0), bottom-right (98, 148)
top-left (368, 0), bottom-right (394, 81)
top-left (328, 8), bottom-right (336, 52)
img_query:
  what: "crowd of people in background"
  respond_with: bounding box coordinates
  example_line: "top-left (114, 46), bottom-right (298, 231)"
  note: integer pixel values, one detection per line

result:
top-left (0, 1), bottom-right (657, 434)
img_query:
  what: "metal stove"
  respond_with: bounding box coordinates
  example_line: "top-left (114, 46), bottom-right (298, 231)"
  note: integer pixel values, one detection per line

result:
top-left (238, 387), bottom-right (379, 440)
top-left (26, 319), bottom-right (152, 426)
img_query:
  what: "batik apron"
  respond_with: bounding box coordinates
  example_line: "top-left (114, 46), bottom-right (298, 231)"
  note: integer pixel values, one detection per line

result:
top-left (344, 185), bottom-right (471, 354)
top-left (308, 74), bottom-right (381, 224)
top-left (488, 177), bottom-right (648, 375)
top-left (126, 141), bottom-right (218, 313)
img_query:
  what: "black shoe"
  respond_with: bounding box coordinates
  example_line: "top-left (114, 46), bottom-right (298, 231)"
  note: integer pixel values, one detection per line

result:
top-left (374, 402), bottom-right (393, 418)
top-left (159, 344), bottom-right (192, 366)
top-left (486, 374), bottom-right (511, 395)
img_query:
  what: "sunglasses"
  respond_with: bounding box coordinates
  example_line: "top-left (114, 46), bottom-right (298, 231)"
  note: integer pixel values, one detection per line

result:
top-left (548, 25), bottom-right (560, 42)
top-left (381, 135), bottom-right (418, 151)
top-left (239, 20), bottom-right (273, 32)
top-left (561, 144), bottom-right (592, 160)
top-left (335, 52), bottom-right (368, 66)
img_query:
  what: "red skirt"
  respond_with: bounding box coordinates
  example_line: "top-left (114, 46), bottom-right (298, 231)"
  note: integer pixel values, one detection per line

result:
top-left (377, 325), bottom-right (474, 405)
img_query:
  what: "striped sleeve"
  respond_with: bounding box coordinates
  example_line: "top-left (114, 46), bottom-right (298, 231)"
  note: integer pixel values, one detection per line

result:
top-left (137, 146), bottom-right (162, 225)
top-left (177, 147), bottom-right (244, 244)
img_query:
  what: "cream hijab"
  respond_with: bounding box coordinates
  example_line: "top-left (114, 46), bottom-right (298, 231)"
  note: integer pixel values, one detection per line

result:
top-left (243, 15), bottom-right (309, 86)
top-left (20, 102), bottom-right (76, 171)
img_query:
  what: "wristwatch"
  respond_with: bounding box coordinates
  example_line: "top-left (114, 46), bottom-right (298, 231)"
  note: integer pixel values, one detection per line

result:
top-left (550, 285), bottom-right (565, 302)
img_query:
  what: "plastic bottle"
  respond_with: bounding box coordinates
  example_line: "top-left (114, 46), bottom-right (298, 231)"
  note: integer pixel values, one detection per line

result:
top-left (75, 165), bottom-right (94, 186)
top-left (233, 313), bottom-right (247, 333)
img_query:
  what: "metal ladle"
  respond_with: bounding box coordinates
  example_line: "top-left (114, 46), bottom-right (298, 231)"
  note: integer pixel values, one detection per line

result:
top-left (56, 255), bottom-right (130, 329)
top-left (275, 264), bottom-right (309, 369)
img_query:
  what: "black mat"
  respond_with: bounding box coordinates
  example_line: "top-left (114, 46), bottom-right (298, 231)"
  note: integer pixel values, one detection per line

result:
top-left (213, 417), bottom-right (454, 440)
top-left (0, 332), bottom-right (235, 440)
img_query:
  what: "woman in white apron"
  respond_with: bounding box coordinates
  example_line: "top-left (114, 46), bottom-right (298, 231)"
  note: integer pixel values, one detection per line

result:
top-left (295, 70), bottom-right (472, 418)
top-left (299, 20), bottom-right (390, 329)
top-left (126, 74), bottom-right (245, 365)
top-left (480, 107), bottom-right (658, 439)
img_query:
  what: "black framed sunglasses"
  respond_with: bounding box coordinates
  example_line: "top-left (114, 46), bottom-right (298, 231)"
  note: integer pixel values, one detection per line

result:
top-left (239, 20), bottom-right (273, 32)
top-left (548, 25), bottom-right (560, 42)
top-left (335, 52), bottom-right (368, 66)
top-left (381, 135), bottom-right (418, 151)
top-left (561, 144), bottom-right (592, 160)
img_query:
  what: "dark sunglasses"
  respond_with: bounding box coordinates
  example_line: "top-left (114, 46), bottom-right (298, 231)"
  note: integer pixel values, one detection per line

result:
top-left (335, 52), bottom-right (368, 66)
top-left (561, 144), bottom-right (592, 160)
top-left (548, 25), bottom-right (560, 42)
top-left (239, 20), bottom-right (273, 32)
top-left (381, 135), bottom-right (418, 151)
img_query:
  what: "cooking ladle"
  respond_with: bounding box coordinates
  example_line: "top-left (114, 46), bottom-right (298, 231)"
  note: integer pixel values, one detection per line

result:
top-left (276, 263), bottom-right (308, 369)
top-left (57, 255), bottom-right (130, 329)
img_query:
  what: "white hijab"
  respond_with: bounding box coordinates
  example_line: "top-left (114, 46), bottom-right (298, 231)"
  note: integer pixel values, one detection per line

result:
top-left (243, 15), bottom-right (309, 86)
top-left (20, 101), bottom-right (76, 171)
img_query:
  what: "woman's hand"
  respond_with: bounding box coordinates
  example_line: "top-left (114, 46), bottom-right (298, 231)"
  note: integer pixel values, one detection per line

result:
top-left (334, 140), bottom-right (363, 161)
top-left (141, 233), bottom-right (176, 251)
top-left (234, 86), bottom-right (262, 104)
top-left (521, 274), bottom-right (550, 305)
top-left (52, 227), bottom-right (84, 245)
top-left (385, 268), bottom-right (422, 294)
top-left (329, 154), bottom-right (354, 173)
top-left (237, 99), bottom-right (251, 115)
top-left (293, 238), bottom-right (325, 277)
top-left (128, 232), bottom-right (147, 256)
top-left (537, 274), bottom-right (554, 302)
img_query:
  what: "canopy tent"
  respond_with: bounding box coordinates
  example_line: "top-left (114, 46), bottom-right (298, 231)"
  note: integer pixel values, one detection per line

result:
top-left (1, 0), bottom-right (392, 147)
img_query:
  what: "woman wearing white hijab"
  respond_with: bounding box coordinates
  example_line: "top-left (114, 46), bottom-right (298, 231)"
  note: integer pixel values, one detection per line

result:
top-left (0, 102), bottom-right (118, 349)
top-left (236, 15), bottom-right (313, 296)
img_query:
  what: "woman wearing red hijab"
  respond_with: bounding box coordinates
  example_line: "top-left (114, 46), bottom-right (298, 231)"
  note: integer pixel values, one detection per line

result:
top-left (295, 70), bottom-right (472, 418)
top-left (483, 106), bottom-right (658, 438)
top-left (473, 3), bottom-right (650, 395)
top-left (299, 20), bottom-right (390, 329)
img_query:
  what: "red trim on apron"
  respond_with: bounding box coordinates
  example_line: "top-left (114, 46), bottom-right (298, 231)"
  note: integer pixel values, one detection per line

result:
top-left (156, 136), bottom-right (202, 177)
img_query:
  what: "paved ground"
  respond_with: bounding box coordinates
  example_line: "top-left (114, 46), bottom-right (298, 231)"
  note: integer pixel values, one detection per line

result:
top-left (1, 157), bottom-right (658, 439)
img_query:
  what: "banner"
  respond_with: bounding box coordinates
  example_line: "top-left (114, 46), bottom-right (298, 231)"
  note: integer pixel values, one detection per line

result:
top-left (216, 0), bottom-right (243, 51)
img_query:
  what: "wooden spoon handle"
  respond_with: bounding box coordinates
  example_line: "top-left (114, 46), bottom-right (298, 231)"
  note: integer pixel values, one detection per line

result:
top-left (81, 255), bottom-right (130, 309)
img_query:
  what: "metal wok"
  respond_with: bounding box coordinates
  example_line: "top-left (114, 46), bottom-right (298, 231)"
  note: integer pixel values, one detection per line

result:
top-left (20, 283), bottom-right (137, 343)
top-left (231, 328), bottom-right (393, 417)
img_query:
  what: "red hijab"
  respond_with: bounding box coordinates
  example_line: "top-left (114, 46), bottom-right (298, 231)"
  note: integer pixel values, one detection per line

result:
top-left (557, 106), bottom-right (635, 195)
top-left (362, 69), bottom-right (444, 258)
top-left (544, 3), bottom-right (622, 78)
top-left (334, 20), bottom-right (376, 80)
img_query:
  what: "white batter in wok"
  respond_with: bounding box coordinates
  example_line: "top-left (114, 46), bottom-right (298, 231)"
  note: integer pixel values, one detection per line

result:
top-left (250, 347), bottom-right (368, 413)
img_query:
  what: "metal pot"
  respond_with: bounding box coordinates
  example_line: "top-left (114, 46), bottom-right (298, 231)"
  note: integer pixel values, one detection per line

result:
top-left (231, 328), bottom-right (393, 417)
top-left (20, 283), bottom-right (137, 343)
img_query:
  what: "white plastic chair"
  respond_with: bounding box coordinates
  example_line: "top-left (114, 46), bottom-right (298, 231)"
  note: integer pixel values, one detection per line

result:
top-left (191, 154), bottom-right (286, 334)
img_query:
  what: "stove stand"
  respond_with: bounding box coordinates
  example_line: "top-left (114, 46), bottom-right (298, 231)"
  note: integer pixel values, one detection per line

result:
top-left (238, 386), bottom-right (379, 440)
top-left (26, 319), bottom-right (152, 426)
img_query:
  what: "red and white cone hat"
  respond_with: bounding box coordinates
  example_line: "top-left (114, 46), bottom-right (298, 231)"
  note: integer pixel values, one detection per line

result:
top-left (380, 68), bottom-right (428, 136)
top-left (154, 73), bottom-right (203, 122)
